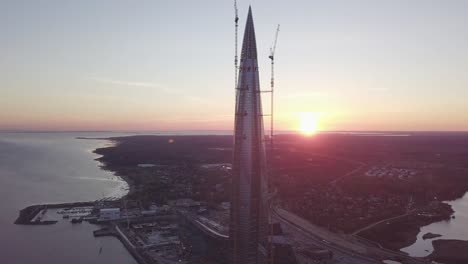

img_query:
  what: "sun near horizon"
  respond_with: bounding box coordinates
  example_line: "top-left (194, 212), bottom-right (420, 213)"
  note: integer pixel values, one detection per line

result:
top-left (298, 112), bottom-right (320, 136)
top-left (2, 1), bottom-right (468, 132)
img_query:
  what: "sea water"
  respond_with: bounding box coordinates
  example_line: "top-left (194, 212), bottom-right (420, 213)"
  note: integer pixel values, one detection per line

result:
top-left (0, 132), bottom-right (138, 264)
top-left (401, 192), bottom-right (468, 257)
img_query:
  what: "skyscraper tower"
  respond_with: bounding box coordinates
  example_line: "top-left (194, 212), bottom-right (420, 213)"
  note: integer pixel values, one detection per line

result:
top-left (230, 6), bottom-right (269, 264)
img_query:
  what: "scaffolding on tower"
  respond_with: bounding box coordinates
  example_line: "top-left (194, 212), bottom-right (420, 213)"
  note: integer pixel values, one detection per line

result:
top-left (234, 0), bottom-right (239, 89)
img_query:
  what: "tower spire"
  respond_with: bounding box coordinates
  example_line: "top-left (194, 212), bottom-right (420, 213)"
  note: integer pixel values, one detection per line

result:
top-left (230, 6), bottom-right (268, 264)
top-left (240, 6), bottom-right (257, 60)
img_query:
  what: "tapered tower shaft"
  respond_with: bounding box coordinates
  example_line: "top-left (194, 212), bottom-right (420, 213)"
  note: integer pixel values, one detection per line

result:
top-left (230, 7), bottom-right (268, 264)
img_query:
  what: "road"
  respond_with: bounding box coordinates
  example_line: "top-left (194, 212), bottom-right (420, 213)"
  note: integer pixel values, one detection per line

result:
top-left (352, 211), bottom-right (414, 236)
top-left (271, 206), bottom-right (428, 264)
top-left (282, 150), bottom-right (366, 185)
top-left (271, 206), bottom-right (379, 264)
top-left (329, 162), bottom-right (365, 185)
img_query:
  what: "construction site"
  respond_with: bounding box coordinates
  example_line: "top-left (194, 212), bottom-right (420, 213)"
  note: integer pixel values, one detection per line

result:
top-left (13, 2), bottom-right (468, 264)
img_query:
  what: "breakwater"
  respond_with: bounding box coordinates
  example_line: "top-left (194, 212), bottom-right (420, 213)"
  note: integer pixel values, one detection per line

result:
top-left (14, 201), bottom-right (95, 225)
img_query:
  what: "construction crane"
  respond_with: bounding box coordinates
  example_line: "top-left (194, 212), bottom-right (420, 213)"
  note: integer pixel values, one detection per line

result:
top-left (268, 24), bottom-right (280, 264)
top-left (232, 3), bottom-right (241, 263)
top-left (234, 0), bottom-right (239, 90)
top-left (268, 24), bottom-right (280, 147)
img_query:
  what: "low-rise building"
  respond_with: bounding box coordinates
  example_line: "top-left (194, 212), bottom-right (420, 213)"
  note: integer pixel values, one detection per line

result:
top-left (99, 208), bottom-right (120, 221)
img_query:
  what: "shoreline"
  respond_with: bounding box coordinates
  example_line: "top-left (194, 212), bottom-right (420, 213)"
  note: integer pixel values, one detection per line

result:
top-left (14, 137), bottom-right (131, 226)
top-left (89, 137), bottom-right (135, 199)
top-left (400, 192), bottom-right (468, 258)
top-left (90, 134), bottom-right (468, 263)
top-left (355, 192), bottom-right (468, 264)
top-left (357, 201), bottom-right (455, 251)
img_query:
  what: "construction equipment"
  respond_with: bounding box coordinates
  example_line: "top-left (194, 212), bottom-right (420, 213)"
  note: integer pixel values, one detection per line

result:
top-left (234, 0), bottom-right (239, 89)
top-left (234, 0), bottom-right (240, 130)
top-left (268, 24), bottom-right (280, 264)
top-left (269, 24), bottom-right (280, 146)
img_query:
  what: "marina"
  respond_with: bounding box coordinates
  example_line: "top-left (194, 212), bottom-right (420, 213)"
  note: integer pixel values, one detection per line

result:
top-left (15, 202), bottom-right (95, 225)
top-left (0, 132), bottom-right (136, 264)
top-left (15, 198), bottom-right (194, 264)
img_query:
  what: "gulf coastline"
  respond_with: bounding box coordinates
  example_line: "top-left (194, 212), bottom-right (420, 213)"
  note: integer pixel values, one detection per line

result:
top-left (0, 132), bottom-right (138, 264)
top-left (94, 132), bottom-right (468, 264)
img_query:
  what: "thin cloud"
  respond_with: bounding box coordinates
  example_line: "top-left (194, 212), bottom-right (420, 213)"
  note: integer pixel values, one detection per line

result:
top-left (368, 87), bottom-right (389, 92)
top-left (283, 91), bottom-right (327, 99)
top-left (89, 76), bottom-right (204, 102)
top-left (90, 77), bottom-right (160, 88)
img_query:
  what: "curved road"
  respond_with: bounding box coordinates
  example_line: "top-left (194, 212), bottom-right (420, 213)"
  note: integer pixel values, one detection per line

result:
top-left (271, 206), bottom-right (428, 264)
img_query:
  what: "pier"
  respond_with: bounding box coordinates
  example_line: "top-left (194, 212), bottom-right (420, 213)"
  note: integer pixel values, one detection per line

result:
top-left (14, 201), bottom-right (95, 225)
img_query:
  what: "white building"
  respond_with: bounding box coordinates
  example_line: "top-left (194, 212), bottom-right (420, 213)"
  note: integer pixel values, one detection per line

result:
top-left (99, 208), bottom-right (120, 221)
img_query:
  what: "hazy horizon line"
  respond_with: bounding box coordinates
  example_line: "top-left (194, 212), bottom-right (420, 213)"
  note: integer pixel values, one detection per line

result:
top-left (2, 129), bottom-right (468, 134)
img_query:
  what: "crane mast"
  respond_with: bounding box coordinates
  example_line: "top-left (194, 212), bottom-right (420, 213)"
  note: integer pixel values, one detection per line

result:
top-left (233, 0), bottom-right (240, 126)
top-left (234, 0), bottom-right (239, 90)
top-left (268, 24), bottom-right (280, 264)
top-left (269, 25), bottom-right (280, 149)
top-left (232, 3), bottom-right (239, 262)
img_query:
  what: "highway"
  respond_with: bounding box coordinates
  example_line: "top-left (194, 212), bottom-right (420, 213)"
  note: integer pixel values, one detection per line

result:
top-left (271, 207), bottom-right (379, 264)
top-left (180, 204), bottom-right (427, 263)
top-left (271, 206), bottom-right (428, 264)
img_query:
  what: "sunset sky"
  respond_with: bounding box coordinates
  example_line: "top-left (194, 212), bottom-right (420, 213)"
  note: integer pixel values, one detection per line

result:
top-left (2, 0), bottom-right (468, 132)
